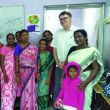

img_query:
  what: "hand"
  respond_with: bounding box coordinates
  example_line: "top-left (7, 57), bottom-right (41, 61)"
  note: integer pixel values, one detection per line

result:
top-left (45, 78), bottom-right (50, 85)
top-left (54, 101), bottom-right (60, 108)
top-left (54, 101), bottom-right (57, 108)
top-left (16, 74), bottom-right (20, 85)
top-left (36, 73), bottom-right (41, 82)
top-left (54, 99), bottom-right (63, 108)
top-left (58, 62), bottom-right (64, 70)
top-left (4, 74), bottom-right (9, 83)
top-left (78, 81), bottom-right (88, 90)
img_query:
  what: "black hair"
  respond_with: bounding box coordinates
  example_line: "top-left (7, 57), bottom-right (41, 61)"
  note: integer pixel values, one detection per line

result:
top-left (20, 29), bottom-right (29, 37)
top-left (59, 11), bottom-right (72, 18)
top-left (74, 29), bottom-right (88, 45)
top-left (43, 30), bottom-right (53, 37)
top-left (15, 31), bottom-right (21, 37)
top-left (39, 39), bottom-right (48, 46)
top-left (6, 33), bottom-right (15, 41)
top-left (68, 65), bottom-right (78, 72)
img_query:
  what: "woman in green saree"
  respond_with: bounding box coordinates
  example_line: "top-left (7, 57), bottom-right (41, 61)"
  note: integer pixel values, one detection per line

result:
top-left (66, 29), bottom-right (104, 110)
top-left (38, 39), bottom-right (54, 110)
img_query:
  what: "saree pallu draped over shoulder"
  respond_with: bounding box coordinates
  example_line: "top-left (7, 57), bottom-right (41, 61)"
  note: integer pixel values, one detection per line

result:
top-left (68, 47), bottom-right (104, 110)
top-left (16, 44), bottom-right (38, 110)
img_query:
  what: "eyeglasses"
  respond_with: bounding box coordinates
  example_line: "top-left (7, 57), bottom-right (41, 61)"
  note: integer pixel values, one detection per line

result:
top-left (59, 17), bottom-right (70, 21)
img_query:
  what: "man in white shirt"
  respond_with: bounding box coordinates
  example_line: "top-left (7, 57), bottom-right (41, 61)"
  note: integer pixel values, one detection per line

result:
top-left (51, 11), bottom-right (79, 110)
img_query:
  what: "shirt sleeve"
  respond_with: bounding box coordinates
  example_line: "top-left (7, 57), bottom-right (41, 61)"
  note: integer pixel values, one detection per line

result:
top-left (50, 33), bottom-right (57, 48)
top-left (67, 46), bottom-right (77, 57)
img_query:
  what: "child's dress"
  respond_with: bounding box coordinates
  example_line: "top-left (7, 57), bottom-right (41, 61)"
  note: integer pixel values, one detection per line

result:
top-left (56, 62), bottom-right (85, 110)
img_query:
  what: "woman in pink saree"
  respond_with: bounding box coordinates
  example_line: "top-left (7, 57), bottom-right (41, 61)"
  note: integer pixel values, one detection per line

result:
top-left (14, 29), bottom-right (38, 110)
top-left (0, 42), bottom-right (4, 95)
top-left (0, 42), bottom-right (4, 63)
top-left (0, 34), bottom-right (16, 110)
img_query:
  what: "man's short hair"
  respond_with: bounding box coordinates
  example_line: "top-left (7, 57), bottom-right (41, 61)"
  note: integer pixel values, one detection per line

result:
top-left (59, 11), bottom-right (72, 18)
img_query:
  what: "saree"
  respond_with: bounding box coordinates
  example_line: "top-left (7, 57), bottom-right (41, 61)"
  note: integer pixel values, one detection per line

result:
top-left (46, 45), bottom-right (56, 96)
top-left (67, 47), bottom-right (104, 110)
top-left (1, 48), bottom-right (17, 110)
top-left (15, 44), bottom-right (38, 110)
top-left (38, 51), bottom-right (54, 110)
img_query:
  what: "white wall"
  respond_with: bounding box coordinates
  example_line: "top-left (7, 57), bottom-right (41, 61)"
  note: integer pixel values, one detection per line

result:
top-left (0, 0), bottom-right (107, 45)
top-left (0, 0), bottom-right (106, 29)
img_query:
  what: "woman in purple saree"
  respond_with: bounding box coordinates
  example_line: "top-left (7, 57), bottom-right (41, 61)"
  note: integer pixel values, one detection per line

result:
top-left (14, 29), bottom-right (39, 110)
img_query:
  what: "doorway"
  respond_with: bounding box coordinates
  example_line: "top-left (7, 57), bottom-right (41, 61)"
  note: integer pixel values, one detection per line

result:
top-left (43, 3), bottom-right (104, 50)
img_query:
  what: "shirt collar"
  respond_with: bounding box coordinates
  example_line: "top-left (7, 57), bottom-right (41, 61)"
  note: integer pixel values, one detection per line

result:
top-left (62, 25), bottom-right (73, 31)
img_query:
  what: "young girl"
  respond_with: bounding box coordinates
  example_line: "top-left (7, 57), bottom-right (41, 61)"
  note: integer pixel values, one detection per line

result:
top-left (55, 62), bottom-right (85, 110)
top-left (38, 39), bottom-right (54, 110)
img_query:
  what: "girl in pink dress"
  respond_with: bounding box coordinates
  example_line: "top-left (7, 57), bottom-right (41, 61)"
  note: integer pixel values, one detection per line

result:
top-left (55, 62), bottom-right (85, 110)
